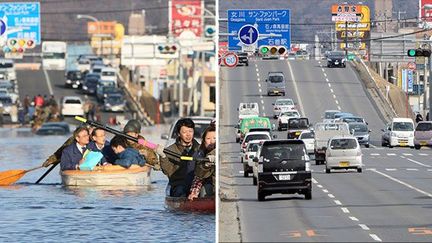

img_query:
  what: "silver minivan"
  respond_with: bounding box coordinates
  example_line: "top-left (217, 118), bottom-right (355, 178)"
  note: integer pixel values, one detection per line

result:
top-left (414, 121), bottom-right (432, 149)
top-left (266, 72), bottom-right (286, 96)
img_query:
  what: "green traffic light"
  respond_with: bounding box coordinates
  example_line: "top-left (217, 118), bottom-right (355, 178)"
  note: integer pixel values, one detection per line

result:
top-left (407, 49), bottom-right (416, 57)
top-left (260, 46), bottom-right (269, 54)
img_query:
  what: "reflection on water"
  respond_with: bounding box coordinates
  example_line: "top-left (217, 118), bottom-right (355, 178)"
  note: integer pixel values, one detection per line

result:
top-left (0, 127), bottom-right (215, 242)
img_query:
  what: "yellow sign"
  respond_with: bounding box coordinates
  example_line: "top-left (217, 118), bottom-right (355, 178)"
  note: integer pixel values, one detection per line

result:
top-left (335, 5), bottom-right (370, 31)
top-left (340, 42), bottom-right (366, 49)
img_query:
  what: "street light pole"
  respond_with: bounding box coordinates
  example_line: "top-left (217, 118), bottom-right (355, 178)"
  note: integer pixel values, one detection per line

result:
top-left (77, 14), bottom-right (100, 54)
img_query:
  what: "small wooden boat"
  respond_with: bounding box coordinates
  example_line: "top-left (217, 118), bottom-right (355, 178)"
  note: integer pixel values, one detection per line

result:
top-left (165, 196), bottom-right (215, 213)
top-left (61, 165), bottom-right (151, 186)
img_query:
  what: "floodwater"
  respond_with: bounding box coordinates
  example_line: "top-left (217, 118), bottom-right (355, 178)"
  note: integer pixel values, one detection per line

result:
top-left (0, 125), bottom-right (215, 242)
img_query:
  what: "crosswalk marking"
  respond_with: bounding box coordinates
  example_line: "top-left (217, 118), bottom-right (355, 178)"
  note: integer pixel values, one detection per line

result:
top-left (403, 153), bottom-right (413, 156)
top-left (406, 168), bottom-right (419, 171)
top-left (385, 168), bottom-right (397, 171)
top-left (370, 153), bottom-right (380, 156)
top-left (387, 153), bottom-right (396, 156)
top-left (419, 153), bottom-right (428, 156)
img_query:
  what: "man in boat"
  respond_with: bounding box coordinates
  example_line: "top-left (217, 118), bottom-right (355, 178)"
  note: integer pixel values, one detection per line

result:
top-left (123, 119), bottom-right (160, 170)
top-left (87, 128), bottom-right (117, 164)
top-left (158, 118), bottom-right (200, 197)
top-left (110, 135), bottom-right (146, 168)
top-left (60, 126), bottom-right (91, 170)
top-left (41, 126), bottom-right (94, 168)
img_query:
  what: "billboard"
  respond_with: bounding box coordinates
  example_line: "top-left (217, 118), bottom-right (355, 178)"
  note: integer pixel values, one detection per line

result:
top-left (331, 4), bottom-right (361, 22)
top-left (420, 0), bottom-right (432, 23)
top-left (0, 2), bottom-right (41, 44)
top-left (87, 21), bottom-right (117, 35)
top-left (335, 5), bottom-right (370, 50)
top-left (169, 0), bottom-right (203, 38)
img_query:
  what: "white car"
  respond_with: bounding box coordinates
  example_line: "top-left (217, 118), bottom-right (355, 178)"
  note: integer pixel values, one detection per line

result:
top-left (0, 88), bottom-right (18, 103)
top-left (277, 110), bottom-right (300, 131)
top-left (238, 102), bottom-right (259, 119)
top-left (61, 96), bottom-right (84, 116)
top-left (299, 130), bottom-right (315, 154)
top-left (272, 98), bottom-right (295, 118)
top-left (322, 109), bottom-right (341, 123)
top-left (325, 136), bottom-right (363, 173)
top-left (100, 67), bottom-right (117, 84)
top-left (242, 140), bottom-right (263, 179)
top-left (381, 117), bottom-right (415, 148)
top-left (241, 131), bottom-right (272, 156)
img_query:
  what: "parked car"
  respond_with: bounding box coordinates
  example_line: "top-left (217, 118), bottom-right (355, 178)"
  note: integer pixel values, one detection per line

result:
top-left (255, 140), bottom-right (312, 201)
top-left (36, 122), bottom-right (70, 135)
top-left (414, 121), bottom-right (432, 149)
top-left (65, 70), bottom-right (83, 89)
top-left (325, 136), bottom-right (363, 173)
top-left (103, 93), bottom-right (126, 112)
top-left (272, 98), bottom-right (295, 118)
top-left (266, 72), bottom-right (286, 96)
top-left (381, 118), bottom-right (415, 148)
top-left (349, 122), bottom-right (370, 148)
top-left (61, 96), bottom-right (84, 116)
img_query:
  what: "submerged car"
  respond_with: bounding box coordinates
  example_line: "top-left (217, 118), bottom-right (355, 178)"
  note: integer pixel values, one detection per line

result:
top-left (36, 122), bottom-right (70, 135)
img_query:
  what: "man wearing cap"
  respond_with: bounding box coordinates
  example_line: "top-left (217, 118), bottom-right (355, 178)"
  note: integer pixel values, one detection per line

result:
top-left (157, 118), bottom-right (200, 197)
top-left (123, 119), bottom-right (160, 169)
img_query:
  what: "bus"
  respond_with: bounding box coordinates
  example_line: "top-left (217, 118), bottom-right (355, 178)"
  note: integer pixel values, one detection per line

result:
top-left (42, 41), bottom-right (67, 70)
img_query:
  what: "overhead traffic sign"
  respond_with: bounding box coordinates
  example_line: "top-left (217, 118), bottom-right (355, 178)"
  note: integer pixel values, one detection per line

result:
top-left (0, 2), bottom-right (41, 44)
top-left (223, 52), bottom-right (238, 67)
top-left (238, 24), bottom-right (259, 46)
top-left (228, 9), bottom-right (291, 51)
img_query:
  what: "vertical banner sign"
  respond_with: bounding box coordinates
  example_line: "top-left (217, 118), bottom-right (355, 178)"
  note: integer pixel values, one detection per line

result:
top-left (420, 0), bottom-right (432, 23)
top-left (169, 0), bottom-right (203, 38)
top-left (0, 2), bottom-right (41, 44)
top-left (401, 69), bottom-right (407, 92)
top-left (407, 69), bottom-right (414, 93)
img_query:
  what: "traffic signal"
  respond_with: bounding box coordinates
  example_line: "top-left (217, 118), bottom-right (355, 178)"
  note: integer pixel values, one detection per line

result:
top-left (259, 45), bottom-right (269, 55)
top-left (157, 44), bottom-right (178, 54)
top-left (407, 48), bottom-right (431, 57)
top-left (259, 45), bottom-right (287, 56)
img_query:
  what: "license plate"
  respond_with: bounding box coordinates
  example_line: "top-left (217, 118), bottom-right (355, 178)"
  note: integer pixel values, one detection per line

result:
top-left (339, 161), bottom-right (349, 167)
top-left (279, 175), bottom-right (291, 180)
top-left (420, 141), bottom-right (427, 146)
top-left (400, 142), bottom-right (407, 146)
top-left (274, 91), bottom-right (279, 93)
top-left (295, 132), bottom-right (301, 135)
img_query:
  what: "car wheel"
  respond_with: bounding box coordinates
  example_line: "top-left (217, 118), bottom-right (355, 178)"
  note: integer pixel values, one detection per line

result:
top-left (305, 188), bottom-right (312, 200)
top-left (246, 62), bottom-right (249, 66)
top-left (243, 163), bottom-right (248, 177)
top-left (357, 167), bottom-right (362, 173)
top-left (389, 144), bottom-right (393, 148)
top-left (258, 190), bottom-right (265, 201)
top-left (267, 92), bottom-right (271, 96)
top-left (326, 168), bottom-right (331, 173)
top-left (327, 64), bottom-right (330, 68)
top-left (365, 144), bottom-right (370, 148)
top-left (415, 145), bottom-right (421, 150)
top-left (236, 137), bottom-right (240, 143)
top-left (253, 176), bottom-right (257, 185)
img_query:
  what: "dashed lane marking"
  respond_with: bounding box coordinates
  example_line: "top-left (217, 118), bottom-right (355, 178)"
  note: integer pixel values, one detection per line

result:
top-left (370, 153), bottom-right (380, 156)
top-left (317, 185), bottom-right (323, 188)
top-left (262, 106), bottom-right (265, 110)
top-left (402, 153), bottom-right (413, 156)
top-left (330, 89), bottom-right (334, 93)
top-left (328, 194), bottom-right (335, 198)
top-left (419, 153), bottom-right (428, 156)
top-left (321, 68), bottom-right (325, 72)
top-left (337, 105), bottom-right (341, 110)
top-left (325, 78), bottom-right (329, 82)
top-left (256, 72), bottom-right (260, 77)
top-left (369, 234), bottom-right (382, 242)
top-left (387, 153), bottom-right (396, 156)
top-left (341, 207), bottom-right (350, 213)
top-left (312, 178), bottom-right (318, 183)
top-left (258, 83), bottom-right (261, 87)
top-left (349, 216), bottom-right (359, 221)
top-left (359, 224), bottom-right (370, 230)
top-left (256, 68), bottom-right (259, 72)
top-left (335, 100), bottom-right (339, 105)
top-left (428, 169), bottom-right (432, 172)
top-left (322, 189), bottom-right (328, 193)
top-left (385, 168), bottom-right (397, 171)
top-left (334, 200), bottom-right (342, 205)
top-left (259, 88), bottom-right (262, 93)
top-left (260, 100), bottom-right (264, 104)
top-left (323, 72), bottom-right (327, 77)
top-left (328, 83), bottom-right (332, 88)
top-left (407, 168), bottom-right (419, 171)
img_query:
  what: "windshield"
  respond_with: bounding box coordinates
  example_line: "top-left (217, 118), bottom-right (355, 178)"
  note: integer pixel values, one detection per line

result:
top-left (261, 143), bottom-right (305, 160)
top-left (316, 123), bottom-right (349, 131)
top-left (64, 99), bottom-right (81, 104)
top-left (0, 63), bottom-right (13, 68)
top-left (329, 51), bottom-right (345, 58)
top-left (325, 111), bottom-right (339, 119)
top-left (276, 100), bottom-right (294, 106)
top-left (288, 118), bottom-right (309, 129)
top-left (106, 96), bottom-right (123, 103)
top-left (44, 53), bottom-right (66, 59)
top-left (280, 111), bottom-right (299, 117)
top-left (248, 143), bottom-right (260, 152)
top-left (102, 71), bottom-right (116, 76)
top-left (245, 134), bottom-right (269, 143)
top-left (416, 122), bottom-right (432, 131)
top-left (300, 132), bottom-right (314, 139)
top-left (269, 75), bottom-right (283, 83)
top-left (343, 117), bottom-right (363, 123)
top-left (330, 138), bottom-right (357, 149)
top-left (0, 97), bottom-right (12, 104)
top-left (393, 122), bottom-right (414, 131)
top-left (349, 123), bottom-right (368, 133)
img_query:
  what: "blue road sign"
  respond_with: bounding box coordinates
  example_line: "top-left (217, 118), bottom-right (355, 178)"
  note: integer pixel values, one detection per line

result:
top-left (0, 19), bottom-right (6, 36)
top-left (228, 9), bottom-right (291, 51)
top-left (0, 2), bottom-right (41, 44)
top-left (238, 24), bottom-right (259, 46)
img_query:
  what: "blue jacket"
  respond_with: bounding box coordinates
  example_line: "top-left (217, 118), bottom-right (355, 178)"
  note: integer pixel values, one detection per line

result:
top-left (60, 143), bottom-right (87, 171)
top-left (87, 140), bottom-right (117, 164)
top-left (114, 148), bottom-right (146, 169)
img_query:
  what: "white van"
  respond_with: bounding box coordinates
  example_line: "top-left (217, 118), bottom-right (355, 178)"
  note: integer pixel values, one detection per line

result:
top-left (100, 67), bottom-right (117, 84)
top-left (381, 118), bottom-right (415, 148)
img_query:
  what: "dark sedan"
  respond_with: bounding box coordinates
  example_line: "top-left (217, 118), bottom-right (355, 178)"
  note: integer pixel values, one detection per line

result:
top-left (327, 51), bottom-right (346, 68)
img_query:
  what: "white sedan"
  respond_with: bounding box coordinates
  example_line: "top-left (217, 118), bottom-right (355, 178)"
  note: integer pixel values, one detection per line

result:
top-left (61, 96), bottom-right (84, 116)
top-left (272, 98), bottom-right (296, 118)
top-left (277, 110), bottom-right (300, 131)
top-left (299, 130), bottom-right (315, 154)
top-left (325, 136), bottom-right (363, 173)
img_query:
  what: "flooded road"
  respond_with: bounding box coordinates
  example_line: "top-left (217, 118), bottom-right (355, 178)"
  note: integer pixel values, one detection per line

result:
top-left (0, 126), bottom-right (215, 242)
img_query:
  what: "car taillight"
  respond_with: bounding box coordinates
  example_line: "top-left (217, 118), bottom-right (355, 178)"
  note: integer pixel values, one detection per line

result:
top-left (242, 143), bottom-right (247, 148)
top-left (245, 154), bottom-right (249, 160)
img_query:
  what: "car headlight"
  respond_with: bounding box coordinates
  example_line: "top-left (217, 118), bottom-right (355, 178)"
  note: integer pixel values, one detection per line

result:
top-left (391, 132), bottom-right (397, 137)
top-left (342, 58), bottom-right (347, 62)
top-left (83, 86), bottom-right (88, 90)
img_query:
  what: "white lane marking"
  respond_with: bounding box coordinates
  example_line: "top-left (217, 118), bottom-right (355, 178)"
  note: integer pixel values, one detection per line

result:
top-left (257, 77), bottom-right (260, 82)
top-left (402, 153), bottom-right (413, 156)
top-left (407, 168), bottom-right (419, 171)
top-left (341, 207), bottom-right (350, 213)
top-left (387, 153), bottom-right (396, 156)
top-left (328, 83), bottom-right (331, 88)
top-left (349, 216), bottom-right (359, 221)
top-left (332, 94), bottom-right (336, 99)
top-left (260, 100), bottom-right (264, 104)
top-left (337, 105), bottom-right (342, 110)
top-left (359, 224), bottom-right (370, 230)
top-left (318, 61), bottom-right (321, 64)
top-left (370, 153), bottom-right (380, 156)
top-left (335, 100), bottom-right (339, 105)
top-left (287, 61), bottom-right (305, 116)
top-left (260, 95), bottom-right (263, 99)
top-left (317, 184), bottom-right (323, 188)
top-left (325, 78), bottom-right (329, 82)
top-left (256, 72), bottom-right (260, 77)
top-left (321, 68), bottom-right (325, 72)
top-left (331, 89), bottom-right (334, 94)
top-left (259, 88), bottom-right (262, 93)
top-left (385, 168), bottom-right (397, 171)
top-left (419, 153), bottom-right (428, 156)
top-left (369, 144), bottom-right (377, 148)
top-left (262, 106), bottom-right (265, 110)
top-left (334, 200), bottom-right (342, 205)
top-left (42, 68), bottom-right (54, 95)
top-left (369, 234), bottom-right (382, 242)
top-left (258, 83), bottom-right (261, 87)
top-left (328, 194), bottom-right (335, 198)
top-left (312, 178), bottom-right (318, 183)
top-left (323, 72), bottom-right (327, 77)
top-left (239, 171), bottom-right (244, 174)
top-left (256, 68), bottom-right (259, 72)
top-left (405, 157), bottom-right (432, 168)
top-left (322, 189), bottom-right (328, 193)
top-left (368, 169), bottom-right (432, 198)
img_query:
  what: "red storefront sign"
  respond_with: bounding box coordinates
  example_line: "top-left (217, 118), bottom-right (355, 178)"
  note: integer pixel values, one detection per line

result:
top-left (420, 0), bottom-right (432, 23)
top-left (170, 0), bottom-right (202, 37)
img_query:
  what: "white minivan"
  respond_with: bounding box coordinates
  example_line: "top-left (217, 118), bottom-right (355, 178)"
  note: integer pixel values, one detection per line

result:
top-left (100, 67), bottom-right (117, 84)
top-left (381, 118), bottom-right (415, 148)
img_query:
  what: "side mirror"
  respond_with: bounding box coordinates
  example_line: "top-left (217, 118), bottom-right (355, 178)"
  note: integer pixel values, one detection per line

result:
top-left (253, 157), bottom-right (259, 163)
top-left (381, 129), bottom-right (385, 132)
top-left (265, 79), bottom-right (268, 82)
top-left (368, 129), bottom-right (372, 133)
top-left (387, 127), bottom-right (391, 131)
top-left (272, 124), bottom-right (276, 130)
top-left (161, 134), bottom-right (169, 140)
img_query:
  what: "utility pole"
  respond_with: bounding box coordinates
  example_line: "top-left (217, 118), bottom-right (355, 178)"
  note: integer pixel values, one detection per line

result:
top-left (345, 21), bottom-right (348, 56)
top-left (393, 10), bottom-right (406, 32)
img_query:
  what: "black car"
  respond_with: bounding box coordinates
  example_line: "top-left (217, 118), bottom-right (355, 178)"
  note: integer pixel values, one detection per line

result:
top-left (327, 51), bottom-right (346, 68)
top-left (97, 85), bottom-right (122, 102)
top-left (237, 52), bottom-right (249, 66)
top-left (287, 118), bottom-right (310, 139)
top-left (255, 140), bottom-right (312, 201)
top-left (82, 73), bottom-right (100, 95)
top-left (65, 70), bottom-right (83, 88)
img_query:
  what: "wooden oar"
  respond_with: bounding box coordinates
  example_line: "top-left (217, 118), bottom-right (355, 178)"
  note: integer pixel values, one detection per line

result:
top-left (0, 166), bottom-right (43, 186)
top-left (35, 163), bottom-right (59, 184)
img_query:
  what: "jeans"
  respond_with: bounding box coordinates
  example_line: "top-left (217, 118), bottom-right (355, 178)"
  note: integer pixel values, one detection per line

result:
top-left (170, 184), bottom-right (187, 197)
